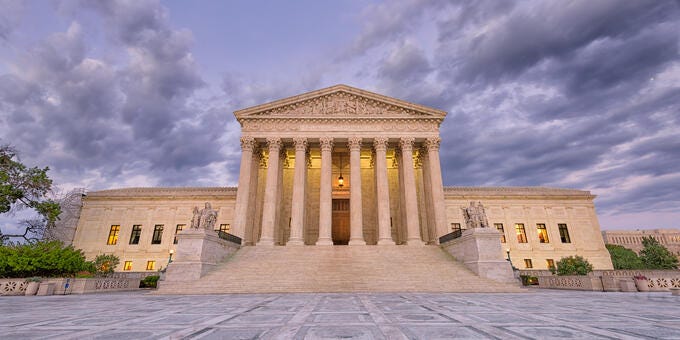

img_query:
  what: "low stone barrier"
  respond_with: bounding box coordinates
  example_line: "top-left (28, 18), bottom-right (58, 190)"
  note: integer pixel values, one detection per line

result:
top-left (536, 275), bottom-right (603, 291)
top-left (0, 277), bottom-right (141, 296)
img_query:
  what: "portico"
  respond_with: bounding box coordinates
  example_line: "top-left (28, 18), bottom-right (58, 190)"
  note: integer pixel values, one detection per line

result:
top-left (231, 85), bottom-right (448, 246)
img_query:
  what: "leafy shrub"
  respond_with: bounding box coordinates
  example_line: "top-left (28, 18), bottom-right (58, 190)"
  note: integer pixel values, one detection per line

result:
top-left (606, 244), bottom-right (644, 269)
top-left (520, 275), bottom-right (538, 286)
top-left (93, 254), bottom-right (120, 276)
top-left (556, 255), bottom-right (593, 276)
top-left (639, 236), bottom-right (679, 269)
top-left (140, 275), bottom-right (160, 288)
top-left (0, 241), bottom-right (91, 278)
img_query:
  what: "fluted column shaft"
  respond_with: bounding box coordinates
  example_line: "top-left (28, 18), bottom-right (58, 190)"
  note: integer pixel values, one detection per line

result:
top-left (316, 137), bottom-right (334, 245)
top-left (400, 137), bottom-right (424, 245)
top-left (258, 137), bottom-right (281, 246)
top-left (288, 138), bottom-right (307, 245)
top-left (348, 137), bottom-right (366, 245)
top-left (233, 136), bottom-right (255, 239)
top-left (374, 137), bottom-right (395, 245)
top-left (425, 137), bottom-right (448, 241)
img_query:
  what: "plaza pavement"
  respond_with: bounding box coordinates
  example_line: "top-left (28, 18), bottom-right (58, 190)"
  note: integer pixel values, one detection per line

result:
top-left (1, 289), bottom-right (679, 339)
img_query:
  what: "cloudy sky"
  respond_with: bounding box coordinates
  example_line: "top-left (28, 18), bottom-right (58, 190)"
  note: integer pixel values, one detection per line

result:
top-left (1, 0), bottom-right (679, 231)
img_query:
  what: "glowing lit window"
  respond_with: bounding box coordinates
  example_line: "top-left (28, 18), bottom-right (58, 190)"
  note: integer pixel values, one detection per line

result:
top-left (123, 261), bottom-right (133, 271)
top-left (451, 223), bottom-right (461, 232)
top-left (558, 224), bottom-right (571, 243)
top-left (515, 223), bottom-right (527, 243)
top-left (495, 223), bottom-right (506, 243)
top-left (129, 225), bottom-right (142, 244)
top-left (546, 259), bottom-right (555, 270)
top-left (218, 224), bottom-right (230, 233)
top-left (107, 225), bottom-right (120, 245)
top-left (174, 224), bottom-right (185, 244)
top-left (146, 261), bottom-right (156, 271)
top-left (536, 224), bottom-right (549, 243)
top-left (524, 259), bottom-right (533, 268)
top-left (151, 225), bottom-right (164, 244)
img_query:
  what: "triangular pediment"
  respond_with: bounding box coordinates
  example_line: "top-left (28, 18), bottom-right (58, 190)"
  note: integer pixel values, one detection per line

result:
top-left (234, 84), bottom-right (447, 121)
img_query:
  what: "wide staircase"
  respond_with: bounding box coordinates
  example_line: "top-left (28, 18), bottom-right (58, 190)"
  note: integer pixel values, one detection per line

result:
top-left (157, 245), bottom-right (523, 294)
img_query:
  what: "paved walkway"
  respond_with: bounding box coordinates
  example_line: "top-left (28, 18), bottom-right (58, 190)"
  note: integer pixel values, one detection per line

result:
top-left (1, 290), bottom-right (679, 339)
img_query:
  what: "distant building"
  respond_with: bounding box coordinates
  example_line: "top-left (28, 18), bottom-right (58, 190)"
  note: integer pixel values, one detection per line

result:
top-left (602, 229), bottom-right (680, 258)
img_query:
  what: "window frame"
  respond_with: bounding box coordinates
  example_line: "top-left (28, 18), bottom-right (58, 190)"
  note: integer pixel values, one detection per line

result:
top-left (536, 223), bottom-right (549, 243)
top-left (494, 223), bottom-right (506, 243)
top-left (129, 225), bottom-right (142, 245)
top-left (123, 261), bottom-right (133, 271)
top-left (151, 225), bottom-right (164, 245)
top-left (524, 258), bottom-right (533, 268)
top-left (558, 223), bottom-right (571, 243)
top-left (107, 225), bottom-right (120, 245)
top-left (146, 261), bottom-right (155, 271)
top-left (174, 224), bottom-right (185, 244)
top-left (515, 223), bottom-right (527, 243)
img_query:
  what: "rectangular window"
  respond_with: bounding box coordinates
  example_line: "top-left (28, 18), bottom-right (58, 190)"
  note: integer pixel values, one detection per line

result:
top-left (174, 224), bottom-right (185, 244)
top-left (515, 223), bottom-right (527, 243)
top-left (151, 225), bottom-right (164, 244)
top-left (218, 224), bottom-right (230, 233)
top-left (129, 225), bottom-right (142, 244)
top-left (546, 259), bottom-right (555, 270)
top-left (536, 223), bottom-right (549, 243)
top-left (451, 223), bottom-right (461, 232)
top-left (123, 261), bottom-right (133, 271)
top-left (107, 225), bottom-right (120, 245)
top-left (558, 224), bottom-right (571, 243)
top-left (524, 259), bottom-right (533, 268)
top-left (495, 223), bottom-right (506, 243)
top-left (146, 261), bottom-right (155, 271)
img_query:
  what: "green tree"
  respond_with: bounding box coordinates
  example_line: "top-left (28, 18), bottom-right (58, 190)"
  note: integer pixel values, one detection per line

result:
top-left (639, 236), bottom-right (679, 269)
top-left (0, 240), bottom-right (91, 278)
top-left (93, 254), bottom-right (120, 276)
top-left (556, 255), bottom-right (594, 276)
top-left (606, 244), bottom-right (644, 269)
top-left (0, 145), bottom-right (61, 242)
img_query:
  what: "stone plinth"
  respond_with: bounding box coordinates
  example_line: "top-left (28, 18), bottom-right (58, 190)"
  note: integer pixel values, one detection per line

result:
top-left (441, 228), bottom-right (516, 284)
top-left (164, 228), bottom-right (240, 282)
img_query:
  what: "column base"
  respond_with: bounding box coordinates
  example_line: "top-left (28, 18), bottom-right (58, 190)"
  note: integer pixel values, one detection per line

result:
top-left (349, 239), bottom-right (366, 246)
top-left (286, 239), bottom-right (305, 246)
top-left (377, 239), bottom-right (395, 246)
top-left (316, 238), bottom-right (333, 246)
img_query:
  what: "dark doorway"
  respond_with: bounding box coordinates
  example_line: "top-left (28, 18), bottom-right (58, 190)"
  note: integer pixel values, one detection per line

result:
top-left (332, 199), bottom-right (350, 245)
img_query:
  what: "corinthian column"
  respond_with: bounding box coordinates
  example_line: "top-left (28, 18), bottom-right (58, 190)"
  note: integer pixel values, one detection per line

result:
top-left (258, 137), bottom-right (282, 246)
top-left (233, 136), bottom-right (256, 239)
top-left (425, 137), bottom-right (448, 242)
top-left (316, 137), bottom-right (334, 245)
top-left (288, 137), bottom-right (307, 246)
top-left (348, 137), bottom-right (366, 245)
top-left (374, 137), bottom-right (394, 245)
top-left (400, 137), bottom-right (424, 245)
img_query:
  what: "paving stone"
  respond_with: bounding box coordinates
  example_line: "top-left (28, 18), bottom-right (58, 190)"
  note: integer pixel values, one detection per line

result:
top-left (1, 290), bottom-right (679, 339)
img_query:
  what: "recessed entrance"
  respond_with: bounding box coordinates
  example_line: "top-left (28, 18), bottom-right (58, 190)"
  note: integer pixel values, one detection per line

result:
top-left (332, 199), bottom-right (350, 245)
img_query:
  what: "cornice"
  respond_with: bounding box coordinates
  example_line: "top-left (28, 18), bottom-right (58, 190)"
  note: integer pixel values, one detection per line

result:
top-left (444, 186), bottom-right (595, 199)
top-left (87, 187), bottom-right (238, 198)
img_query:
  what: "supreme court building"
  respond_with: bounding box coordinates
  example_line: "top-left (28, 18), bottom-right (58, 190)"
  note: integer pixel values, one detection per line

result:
top-left (70, 85), bottom-right (614, 274)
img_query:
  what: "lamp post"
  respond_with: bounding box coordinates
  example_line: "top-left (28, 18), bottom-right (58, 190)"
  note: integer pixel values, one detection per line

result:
top-left (506, 248), bottom-right (511, 262)
top-left (168, 249), bottom-right (174, 266)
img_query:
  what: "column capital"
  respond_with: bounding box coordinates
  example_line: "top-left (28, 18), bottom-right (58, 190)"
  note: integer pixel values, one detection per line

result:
top-left (399, 137), bottom-right (415, 152)
top-left (373, 136), bottom-right (388, 151)
top-left (240, 136), bottom-right (256, 152)
top-left (266, 137), bottom-right (282, 151)
top-left (348, 137), bottom-right (363, 151)
top-left (425, 137), bottom-right (441, 152)
top-left (293, 137), bottom-right (307, 151)
top-left (319, 137), bottom-right (334, 152)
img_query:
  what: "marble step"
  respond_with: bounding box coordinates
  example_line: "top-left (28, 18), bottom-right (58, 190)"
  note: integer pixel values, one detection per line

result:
top-left (156, 245), bottom-right (523, 294)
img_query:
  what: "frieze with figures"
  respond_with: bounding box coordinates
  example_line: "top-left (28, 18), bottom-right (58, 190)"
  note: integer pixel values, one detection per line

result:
top-left (242, 118), bottom-right (440, 133)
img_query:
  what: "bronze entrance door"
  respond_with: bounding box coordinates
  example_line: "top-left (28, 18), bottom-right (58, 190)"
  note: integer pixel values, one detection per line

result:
top-left (332, 199), bottom-right (350, 245)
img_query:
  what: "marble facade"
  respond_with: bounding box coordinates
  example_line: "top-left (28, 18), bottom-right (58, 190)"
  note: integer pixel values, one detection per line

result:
top-left (70, 85), bottom-right (614, 273)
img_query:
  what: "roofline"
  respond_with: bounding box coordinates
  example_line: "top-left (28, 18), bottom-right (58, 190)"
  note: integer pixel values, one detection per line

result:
top-left (233, 84), bottom-right (447, 119)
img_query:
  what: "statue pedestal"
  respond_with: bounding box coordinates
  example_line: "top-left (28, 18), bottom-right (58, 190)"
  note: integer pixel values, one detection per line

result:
top-left (164, 228), bottom-right (240, 281)
top-left (441, 228), bottom-right (517, 285)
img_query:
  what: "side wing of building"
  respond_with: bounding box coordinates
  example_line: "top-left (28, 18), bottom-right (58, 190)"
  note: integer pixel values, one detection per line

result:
top-left (71, 187), bottom-right (237, 272)
top-left (444, 186), bottom-right (614, 270)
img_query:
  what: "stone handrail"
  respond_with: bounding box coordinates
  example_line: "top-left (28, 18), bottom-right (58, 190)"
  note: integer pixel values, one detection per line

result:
top-left (1, 277), bottom-right (141, 295)
top-left (521, 270), bottom-right (680, 292)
